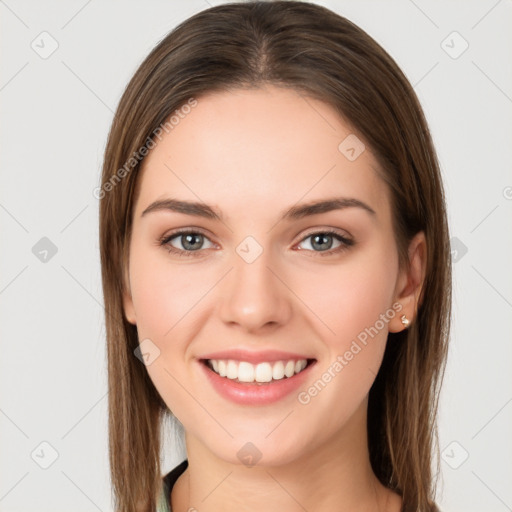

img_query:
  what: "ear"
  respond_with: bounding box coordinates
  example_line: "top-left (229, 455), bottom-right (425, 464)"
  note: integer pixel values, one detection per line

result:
top-left (122, 262), bottom-right (137, 325)
top-left (388, 231), bottom-right (427, 333)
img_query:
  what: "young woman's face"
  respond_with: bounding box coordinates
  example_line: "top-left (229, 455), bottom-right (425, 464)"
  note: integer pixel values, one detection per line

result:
top-left (124, 85), bottom-right (414, 466)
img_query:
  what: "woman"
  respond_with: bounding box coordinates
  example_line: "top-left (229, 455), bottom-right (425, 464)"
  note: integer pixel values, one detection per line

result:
top-left (98, 2), bottom-right (451, 511)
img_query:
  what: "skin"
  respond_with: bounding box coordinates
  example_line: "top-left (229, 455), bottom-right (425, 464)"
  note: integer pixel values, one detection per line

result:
top-left (123, 85), bottom-right (426, 512)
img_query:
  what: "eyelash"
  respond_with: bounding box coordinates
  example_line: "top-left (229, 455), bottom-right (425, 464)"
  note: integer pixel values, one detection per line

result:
top-left (158, 228), bottom-right (354, 258)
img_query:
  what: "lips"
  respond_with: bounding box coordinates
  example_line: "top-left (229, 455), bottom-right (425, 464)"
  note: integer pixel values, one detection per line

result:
top-left (197, 348), bottom-right (317, 405)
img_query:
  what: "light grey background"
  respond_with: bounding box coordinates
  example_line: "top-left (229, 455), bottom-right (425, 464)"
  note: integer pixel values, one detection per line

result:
top-left (1, 0), bottom-right (511, 511)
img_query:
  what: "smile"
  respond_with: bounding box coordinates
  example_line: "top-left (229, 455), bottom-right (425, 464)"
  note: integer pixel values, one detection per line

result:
top-left (199, 357), bottom-right (317, 405)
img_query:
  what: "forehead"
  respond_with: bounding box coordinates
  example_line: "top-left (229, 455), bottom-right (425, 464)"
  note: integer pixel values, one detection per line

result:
top-left (133, 86), bottom-right (390, 224)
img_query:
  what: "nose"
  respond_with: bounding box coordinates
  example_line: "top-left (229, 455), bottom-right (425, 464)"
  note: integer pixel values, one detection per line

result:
top-left (218, 247), bottom-right (292, 333)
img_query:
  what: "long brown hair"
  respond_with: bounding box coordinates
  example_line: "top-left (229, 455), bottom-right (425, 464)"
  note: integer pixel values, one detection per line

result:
top-left (99, 2), bottom-right (451, 511)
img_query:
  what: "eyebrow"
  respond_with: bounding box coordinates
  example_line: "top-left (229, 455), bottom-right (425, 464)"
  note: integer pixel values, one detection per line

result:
top-left (140, 196), bottom-right (376, 221)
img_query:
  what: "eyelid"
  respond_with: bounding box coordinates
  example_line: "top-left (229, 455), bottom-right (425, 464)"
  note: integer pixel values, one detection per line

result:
top-left (296, 226), bottom-right (352, 242)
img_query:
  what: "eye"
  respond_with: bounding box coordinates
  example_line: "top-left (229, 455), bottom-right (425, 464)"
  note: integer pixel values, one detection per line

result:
top-left (295, 229), bottom-right (354, 256)
top-left (159, 229), bottom-right (216, 257)
top-left (158, 228), bottom-right (354, 258)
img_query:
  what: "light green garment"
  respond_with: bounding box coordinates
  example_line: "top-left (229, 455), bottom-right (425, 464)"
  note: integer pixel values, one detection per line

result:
top-left (156, 480), bottom-right (171, 512)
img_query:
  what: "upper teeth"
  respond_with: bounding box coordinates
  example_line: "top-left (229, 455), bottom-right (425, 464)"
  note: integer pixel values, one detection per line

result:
top-left (208, 359), bottom-right (308, 383)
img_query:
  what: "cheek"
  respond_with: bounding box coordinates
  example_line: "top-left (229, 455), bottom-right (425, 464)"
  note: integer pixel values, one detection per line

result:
top-left (129, 242), bottom-right (209, 340)
top-left (301, 242), bottom-right (398, 347)
top-left (289, 285), bottom-right (393, 433)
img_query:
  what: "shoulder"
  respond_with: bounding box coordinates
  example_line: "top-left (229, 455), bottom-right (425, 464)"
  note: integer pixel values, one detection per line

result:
top-left (157, 460), bottom-right (189, 512)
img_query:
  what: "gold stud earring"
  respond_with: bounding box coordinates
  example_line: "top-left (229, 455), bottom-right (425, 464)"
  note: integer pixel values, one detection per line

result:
top-left (401, 314), bottom-right (410, 327)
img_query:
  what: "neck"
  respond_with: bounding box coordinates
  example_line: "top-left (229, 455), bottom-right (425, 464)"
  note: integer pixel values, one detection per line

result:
top-left (171, 401), bottom-right (400, 512)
